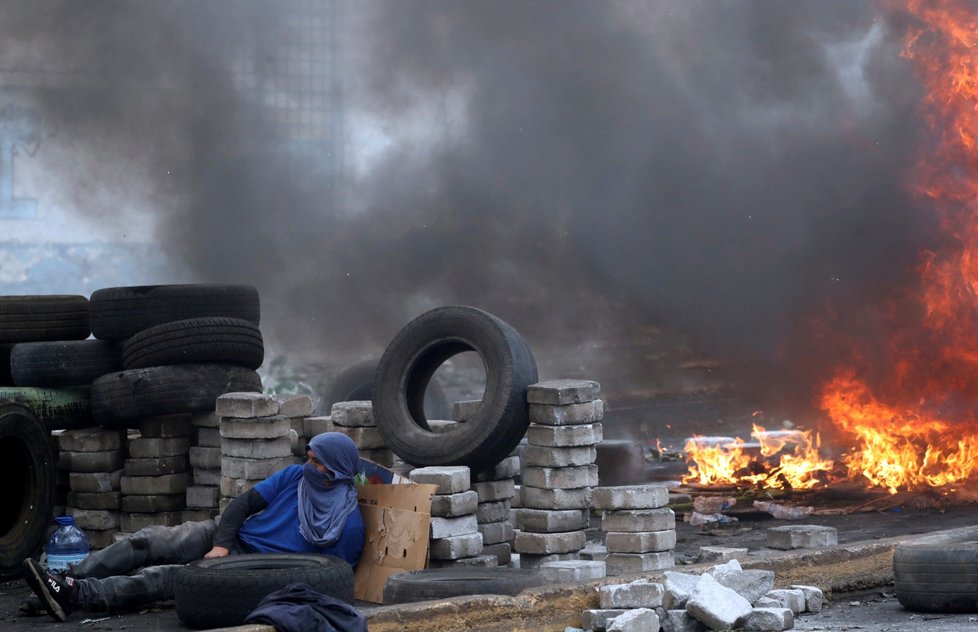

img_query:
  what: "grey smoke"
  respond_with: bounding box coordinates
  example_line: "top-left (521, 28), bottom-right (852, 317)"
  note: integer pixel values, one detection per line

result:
top-left (3, 1), bottom-right (934, 412)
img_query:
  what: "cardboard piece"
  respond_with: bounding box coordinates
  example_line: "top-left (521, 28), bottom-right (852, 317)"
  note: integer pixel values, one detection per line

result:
top-left (354, 472), bottom-right (436, 604)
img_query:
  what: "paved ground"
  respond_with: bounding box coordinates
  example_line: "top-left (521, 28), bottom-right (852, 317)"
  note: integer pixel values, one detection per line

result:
top-left (795, 588), bottom-right (978, 632)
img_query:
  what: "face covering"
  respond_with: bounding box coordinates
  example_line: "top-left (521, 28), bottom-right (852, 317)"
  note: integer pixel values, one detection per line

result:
top-left (297, 432), bottom-right (361, 547)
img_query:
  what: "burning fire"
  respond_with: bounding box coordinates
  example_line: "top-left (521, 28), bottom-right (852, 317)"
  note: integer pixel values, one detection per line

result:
top-left (685, 2), bottom-right (978, 496)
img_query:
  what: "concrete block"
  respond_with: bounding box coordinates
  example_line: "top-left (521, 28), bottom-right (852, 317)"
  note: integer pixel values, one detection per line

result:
top-left (332, 426), bottom-right (387, 449)
top-left (601, 508), bottom-right (675, 532)
top-left (713, 569), bottom-right (775, 606)
top-left (528, 400), bottom-right (604, 427)
top-left (686, 573), bottom-right (752, 631)
top-left (289, 418), bottom-right (306, 456)
top-left (452, 399), bottom-right (481, 421)
top-left (744, 607), bottom-right (794, 631)
top-left (766, 525), bottom-right (838, 550)
top-left (522, 465), bottom-right (597, 489)
top-left (121, 494), bottom-right (185, 513)
top-left (120, 511), bottom-right (183, 532)
top-left (790, 584), bottom-right (824, 613)
top-left (472, 456), bottom-right (520, 482)
top-left (430, 515), bottom-right (479, 539)
top-left (69, 470), bottom-right (122, 493)
top-left (539, 560), bottom-right (606, 582)
top-left (216, 392), bottom-right (279, 418)
top-left (476, 500), bottom-right (511, 524)
top-left (607, 608), bottom-right (659, 632)
top-left (67, 491), bottom-right (121, 511)
top-left (359, 448), bottom-right (394, 467)
top-left (664, 609), bottom-right (709, 632)
top-left (128, 437), bottom-right (190, 458)
top-left (526, 423), bottom-right (603, 447)
top-left (330, 401), bottom-right (374, 427)
top-left (754, 596), bottom-right (781, 608)
top-left (521, 486), bottom-right (591, 510)
top-left (59, 428), bottom-right (123, 452)
top-left (138, 414), bottom-right (193, 438)
top-left (191, 412), bottom-right (220, 428)
top-left (182, 508), bottom-right (219, 522)
top-left (275, 394), bottom-right (313, 417)
top-left (482, 542), bottom-right (511, 565)
top-left (304, 416), bottom-right (334, 437)
top-left (220, 416), bottom-right (290, 439)
top-left (473, 479), bottom-right (515, 502)
top-left (765, 589), bottom-right (806, 615)
top-left (221, 436), bottom-right (292, 459)
top-left (664, 571), bottom-right (701, 609)
top-left (698, 546), bottom-right (748, 563)
top-left (222, 456), bottom-right (292, 479)
top-left (523, 445), bottom-right (596, 467)
top-left (190, 446), bottom-right (222, 469)
top-left (606, 552), bottom-right (675, 576)
top-left (511, 484), bottom-right (523, 509)
top-left (409, 466), bottom-right (470, 494)
top-left (517, 552), bottom-right (578, 569)
top-left (194, 467), bottom-right (221, 486)
top-left (599, 579), bottom-right (665, 609)
top-left (186, 485), bottom-right (220, 508)
top-left (605, 529), bottom-right (677, 553)
top-left (67, 508), bottom-right (120, 530)
top-left (580, 609), bottom-right (627, 632)
top-left (580, 543), bottom-right (608, 562)
top-left (428, 554), bottom-right (498, 569)
top-left (220, 476), bottom-right (258, 498)
top-left (478, 521), bottom-right (514, 545)
top-left (196, 426), bottom-right (221, 447)
top-left (124, 456), bottom-right (188, 477)
top-left (515, 508), bottom-right (589, 532)
top-left (120, 472), bottom-right (191, 496)
top-left (527, 379), bottom-right (600, 405)
top-left (592, 485), bottom-right (669, 510)
top-left (59, 450), bottom-right (123, 473)
top-left (513, 529), bottom-right (585, 554)
top-left (429, 532), bottom-right (483, 560)
top-left (430, 490), bottom-right (479, 517)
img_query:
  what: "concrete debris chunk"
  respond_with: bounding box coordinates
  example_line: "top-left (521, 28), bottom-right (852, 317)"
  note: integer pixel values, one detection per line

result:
top-left (539, 560), bottom-right (606, 582)
top-left (580, 609), bottom-right (628, 632)
top-left (711, 567), bottom-right (776, 606)
top-left (607, 608), bottom-right (660, 632)
top-left (527, 379), bottom-right (601, 405)
top-left (216, 392), bottom-right (279, 418)
top-left (790, 584), bottom-right (824, 613)
top-left (744, 607), bottom-right (794, 631)
top-left (767, 525), bottom-right (838, 550)
top-left (409, 466), bottom-right (471, 494)
top-left (601, 508), bottom-right (676, 533)
top-left (765, 589), bottom-right (806, 615)
top-left (685, 573), bottom-right (752, 631)
top-left (592, 485), bottom-right (669, 510)
top-left (663, 571), bottom-right (701, 609)
top-left (599, 579), bottom-right (665, 609)
top-left (753, 596), bottom-right (781, 608)
top-left (329, 401), bottom-right (374, 427)
top-left (663, 608), bottom-right (709, 632)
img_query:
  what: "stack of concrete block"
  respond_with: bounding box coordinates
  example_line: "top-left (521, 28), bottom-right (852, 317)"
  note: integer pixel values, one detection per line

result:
top-left (185, 412), bottom-right (222, 522)
top-left (60, 428), bottom-right (125, 549)
top-left (120, 415), bottom-right (192, 532)
top-left (593, 484), bottom-right (676, 576)
top-left (473, 455), bottom-right (519, 566)
top-left (217, 392), bottom-right (292, 513)
top-left (277, 394), bottom-right (314, 463)
top-left (409, 466), bottom-right (488, 567)
top-left (514, 379), bottom-right (602, 569)
top-left (305, 401), bottom-right (395, 467)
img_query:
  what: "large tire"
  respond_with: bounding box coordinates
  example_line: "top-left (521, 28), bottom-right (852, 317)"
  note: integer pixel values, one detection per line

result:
top-left (0, 386), bottom-right (93, 430)
top-left (317, 358), bottom-right (451, 419)
top-left (0, 295), bottom-right (90, 343)
top-left (122, 317), bottom-right (264, 370)
top-left (383, 568), bottom-right (545, 605)
top-left (0, 402), bottom-right (55, 580)
top-left (373, 306), bottom-right (537, 471)
top-left (0, 344), bottom-right (13, 385)
top-left (11, 340), bottom-right (122, 387)
top-left (174, 553), bottom-right (354, 629)
top-left (89, 284), bottom-right (260, 341)
top-left (894, 541), bottom-right (978, 612)
top-left (90, 364), bottom-right (262, 426)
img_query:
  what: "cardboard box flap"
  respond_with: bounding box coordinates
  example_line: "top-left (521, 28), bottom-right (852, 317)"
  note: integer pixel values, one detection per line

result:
top-left (357, 482), bottom-right (436, 513)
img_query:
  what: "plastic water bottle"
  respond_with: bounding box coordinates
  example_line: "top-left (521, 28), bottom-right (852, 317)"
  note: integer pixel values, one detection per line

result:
top-left (46, 516), bottom-right (89, 572)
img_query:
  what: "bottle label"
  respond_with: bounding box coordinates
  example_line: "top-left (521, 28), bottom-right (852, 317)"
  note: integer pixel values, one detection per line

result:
top-left (47, 553), bottom-right (88, 572)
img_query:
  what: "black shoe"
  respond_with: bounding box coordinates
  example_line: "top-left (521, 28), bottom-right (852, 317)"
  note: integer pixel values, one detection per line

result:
top-left (22, 558), bottom-right (77, 622)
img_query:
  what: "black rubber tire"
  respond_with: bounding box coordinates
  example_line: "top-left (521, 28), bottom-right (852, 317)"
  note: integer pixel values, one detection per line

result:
top-left (894, 541), bottom-right (978, 612)
top-left (0, 402), bottom-right (55, 580)
top-left (373, 306), bottom-right (537, 471)
top-left (383, 568), bottom-right (545, 605)
top-left (0, 295), bottom-right (90, 343)
top-left (0, 344), bottom-right (12, 385)
top-left (122, 317), bottom-right (264, 370)
top-left (11, 340), bottom-right (122, 387)
top-left (0, 386), bottom-right (93, 430)
top-left (174, 553), bottom-right (354, 629)
top-left (90, 364), bottom-right (262, 426)
top-left (89, 284), bottom-right (260, 341)
top-left (317, 358), bottom-right (451, 419)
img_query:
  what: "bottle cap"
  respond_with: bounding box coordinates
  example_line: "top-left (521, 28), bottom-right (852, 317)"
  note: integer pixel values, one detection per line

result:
top-left (55, 516), bottom-right (75, 526)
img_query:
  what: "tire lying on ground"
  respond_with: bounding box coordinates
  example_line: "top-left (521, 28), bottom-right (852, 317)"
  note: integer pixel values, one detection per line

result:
top-left (0, 295), bottom-right (90, 343)
top-left (122, 317), bottom-right (264, 370)
top-left (0, 402), bottom-right (54, 580)
top-left (90, 363), bottom-right (262, 426)
top-left (373, 305), bottom-right (538, 471)
top-left (89, 284), bottom-right (260, 341)
top-left (11, 340), bottom-right (122, 387)
top-left (174, 553), bottom-right (354, 629)
top-left (894, 540), bottom-right (978, 612)
top-left (317, 357), bottom-right (451, 419)
top-left (382, 568), bottom-right (545, 605)
top-left (0, 344), bottom-right (13, 385)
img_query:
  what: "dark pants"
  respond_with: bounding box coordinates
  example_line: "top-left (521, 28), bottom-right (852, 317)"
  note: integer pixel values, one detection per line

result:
top-left (70, 520), bottom-right (231, 611)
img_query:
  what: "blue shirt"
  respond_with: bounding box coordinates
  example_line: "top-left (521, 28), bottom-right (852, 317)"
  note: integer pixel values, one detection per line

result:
top-left (238, 465), bottom-right (365, 567)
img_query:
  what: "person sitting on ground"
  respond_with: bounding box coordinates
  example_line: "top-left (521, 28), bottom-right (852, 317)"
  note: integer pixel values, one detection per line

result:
top-left (23, 431), bottom-right (365, 622)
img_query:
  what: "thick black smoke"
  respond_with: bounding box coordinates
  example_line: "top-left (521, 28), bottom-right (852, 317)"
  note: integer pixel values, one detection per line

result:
top-left (2, 1), bottom-right (934, 413)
